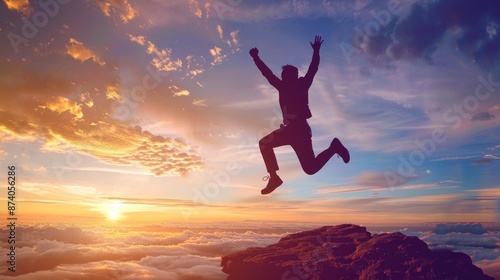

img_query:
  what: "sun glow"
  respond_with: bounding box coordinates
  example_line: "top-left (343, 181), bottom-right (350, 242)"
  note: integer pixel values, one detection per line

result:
top-left (106, 200), bottom-right (125, 220)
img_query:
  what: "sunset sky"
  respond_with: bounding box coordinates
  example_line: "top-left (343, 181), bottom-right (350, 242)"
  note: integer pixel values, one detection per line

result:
top-left (1, 0), bottom-right (499, 224)
top-left (1, 0), bottom-right (500, 279)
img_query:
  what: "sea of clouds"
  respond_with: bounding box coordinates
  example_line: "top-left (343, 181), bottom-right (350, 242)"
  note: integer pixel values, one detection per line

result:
top-left (396, 222), bottom-right (500, 280)
top-left (0, 222), bottom-right (498, 279)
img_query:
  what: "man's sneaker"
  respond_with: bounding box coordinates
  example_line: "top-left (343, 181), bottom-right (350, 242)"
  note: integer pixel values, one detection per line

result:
top-left (261, 175), bottom-right (283, 195)
top-left (330, 138), bottom-right (350, 163)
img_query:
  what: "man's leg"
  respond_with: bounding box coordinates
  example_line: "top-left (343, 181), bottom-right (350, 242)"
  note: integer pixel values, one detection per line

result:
top-left (292, 123), bottom-right (349, 175)
top-left (259, 126), bottom-right (289, 194)
top-left (293, 136), bottom-right (334, 175)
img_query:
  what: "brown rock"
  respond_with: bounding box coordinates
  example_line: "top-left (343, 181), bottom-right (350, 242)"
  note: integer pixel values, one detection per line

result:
top-left (221, 224), bottom-right (494, 280)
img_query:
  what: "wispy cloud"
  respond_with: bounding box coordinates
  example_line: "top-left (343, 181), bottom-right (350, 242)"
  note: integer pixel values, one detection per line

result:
top-left (432, 156), bottom-right (480, 162)
top-left (218, 0), bottom-right (350, 22)
top-left (472, 158), bottom-right (493, 166)
top-left (128, 34), bottom-right (183, 72)
top-left (128, 34), bottom-right (146, 46)
top-left (66, 38), bottom-right (105, 66)
top-left (192, 99), bottom-right (207, 107)
top-left (318, 183), bottom-right (458, 195)
top-left (471, 112), bottom-right (495, 121)
top-left (88, 0), bottom-right (137, 23)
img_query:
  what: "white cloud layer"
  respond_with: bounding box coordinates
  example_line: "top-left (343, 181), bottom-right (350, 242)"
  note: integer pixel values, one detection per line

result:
top-left (0, 222), bottom-right (498, 279)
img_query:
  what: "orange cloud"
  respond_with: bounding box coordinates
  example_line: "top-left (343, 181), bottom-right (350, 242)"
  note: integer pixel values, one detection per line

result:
top-left (169, 85), bottom-right (190, 97)
top-left (230, 30), bottom-right (239, 46)
top-left (128, 34), bottom-right (146, 46)
top-left (52, 122), bottom-right (203, 175)
top-left (192, 99), bottom-right (207, 107)
top-left (79, 93), bottom-right (94, 108)
top-left (105, 85), bottom-right (121, 101)
top-left (41, 97), bottom-right (84, 120)
top-left (129, 34), bottom-right (183, 72)
top-left (189, 68), bottom-right (204, 77)
top-left (66, 38), bottom-right (105, 66)
top-left (173, 89), bottom-right (190, 97)
top-left (209, 46), bottom-right (225, 66)
top-left (188, 0), bottom-right (202, 18)
top-left (217, 25), bottom-right (223, 39)
top-left (91, 0), bottom-right (136, 23)
top-left (0, 54), bottom-right (201, 177)
top-left (3, 0), bottom-right (32, 16)
top-left (0, 111), bottom-right (44, 142)
top-left (147, 41), bottom-right (183, 71)
top-left (0, 108), bottom-right (202, 175)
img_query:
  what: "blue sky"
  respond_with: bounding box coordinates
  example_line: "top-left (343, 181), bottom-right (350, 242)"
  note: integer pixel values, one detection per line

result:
top-left (0, 0), bottom-right (498, 224)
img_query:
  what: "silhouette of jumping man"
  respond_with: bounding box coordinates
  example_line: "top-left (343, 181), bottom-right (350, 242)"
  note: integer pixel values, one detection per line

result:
top-left (250, 35), bottom-right (350, 195)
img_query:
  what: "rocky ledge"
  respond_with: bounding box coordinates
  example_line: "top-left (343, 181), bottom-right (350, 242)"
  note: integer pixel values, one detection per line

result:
top-left (221, 224), bottom-right (494, 280)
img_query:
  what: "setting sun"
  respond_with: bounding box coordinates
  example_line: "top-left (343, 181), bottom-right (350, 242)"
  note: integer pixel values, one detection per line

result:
top-left (105, 200), bottom-right (125, 220)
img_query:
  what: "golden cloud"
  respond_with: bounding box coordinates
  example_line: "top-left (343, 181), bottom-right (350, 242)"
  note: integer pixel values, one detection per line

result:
top-left (66, 38), bottom-right (105, 66)
top-left (173, 89), bottom-right (190, 97)
top-left (41, 97), bottom-right (84, 120)
top-left (230, 30), bottom-right (239, 46)
top-left (0, 108), bottom-right (202, 176)
top-left (217, 25), bottom-right (223, 39)
top-left (188, 0), bottom-right (202, 18)
top-left (3, 0), bottom-right (32, 16)
top-left (128, 34), bottom-right (146, 46)
top-left (61, 123), bottom-right (203, 175)
top-left (189, 69), bottom-right (204, 77)
top-left (146, 41), bottom-right (183, 72)
top-left (79, 93), bottom-right (94, 108)
top-left (129, 36), bottom-right (184, 72)
top-left (209, 46), bottom-right (222, 57)
top-left (91, 0), bottom-right (136, 23)
top-left (210, 46), bottom-right (226, 66)
top-left (0, 111), bottom-right (45, 142)
top-left (105, 85), bottom-right (121, 101)
top-left (192, 99), bottom-right (207, 107)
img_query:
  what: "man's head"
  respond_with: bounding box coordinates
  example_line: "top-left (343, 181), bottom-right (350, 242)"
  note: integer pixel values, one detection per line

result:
top-left (281, 65), bottom-right (299, 82)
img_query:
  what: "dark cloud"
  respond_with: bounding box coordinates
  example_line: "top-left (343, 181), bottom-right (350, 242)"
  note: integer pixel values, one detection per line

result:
top-left (396, 224), bottom-right (500, 279)
top-left (433, 223), bottom-right (486, 235)
top-left (357, 0), bottom-right (500, 67)
top-left (355, 171), bottom-right (419, 188)
top-left (472, 158), bottom-right (492, 166)
top-left (471, 112), bottom-right (495, 121)
top-left (422, 231), bottom-right (500, 261)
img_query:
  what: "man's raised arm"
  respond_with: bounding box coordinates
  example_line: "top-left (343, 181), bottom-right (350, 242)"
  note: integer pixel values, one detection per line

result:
top-left (249, 47), bottom-right (281, 89)
top-left (304, 35), bottom-right (323, 86)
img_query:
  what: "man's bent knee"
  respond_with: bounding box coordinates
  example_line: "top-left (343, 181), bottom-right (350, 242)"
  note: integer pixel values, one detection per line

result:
top-left (258, 138), bottom-right (267, 148)
top-left (259, 135), bottom-right (274, 146)
top-left (303, 166), bottom-right (317, 175)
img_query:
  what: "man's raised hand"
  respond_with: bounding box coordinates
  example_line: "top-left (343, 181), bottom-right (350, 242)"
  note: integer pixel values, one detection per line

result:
top-left (249, 47), bottom-right (259, 59)
top-left (310, 35), bottom-right (323, 52)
